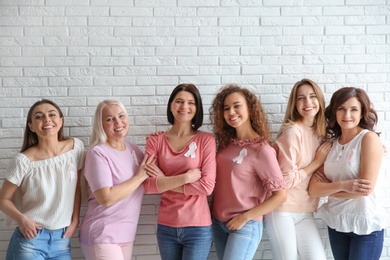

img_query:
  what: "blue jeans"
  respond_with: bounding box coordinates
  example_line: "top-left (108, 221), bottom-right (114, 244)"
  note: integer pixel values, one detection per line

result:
top-left (328, 227), bottom-right (384, 260)
top-left (156, 224), bottom-right (212, 260)
top-left (212, 218), bottom-right (262, 260)
top-left (6, 227), bottom-right (71, 260)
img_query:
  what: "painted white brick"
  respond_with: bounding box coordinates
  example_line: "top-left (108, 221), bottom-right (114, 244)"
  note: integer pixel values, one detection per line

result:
top-left (0, 6), bottom-right (18, 16)
top-left (0, 16), bottom-right (42, 26)
top-left (175, 17), bottom-right (217, 26)
top-left (0, 47), bottom-right (21, 56)
top-left (0, 27), bottom-right (23, 37)
top-left (22, 87), bottom-right (67, 97)
top-left (0, 57), bottom-right (43, 67)
top-left (65, 6), bottom-right (108, 16)
top-left (197, 7), bottom-right (238, 16)
top-left (158, 66), bottom-right (199, 76)
top-left (282, 6), bottom-right (322, 16)
top-left (156, 47), bottom-right (197, 56)
top-left (242, 65), bottom-right (281, 75)
top-left (346, 54), bottom-right (386, 64)
top-left (176, 36), bottom-right (218, 46)
top-left (0, 37), bottom-right (42, 47)
top-left (345, 15), bottom-right (386, 25)
top-left (112, 47), bottom-right (154, 56)
top-left (49, 77), bottom-right (92, 86)
top-left (136, 76), bottom-right (178, 86)
top-left (0, 68), bottom-right (22, 77)
top-left (68, 86), bottom-right (111, 96)
top-left (154, 7), bottom-right (197, 17)
top-left (134, 0), bottom-right (175, 6)
top-left (219, 17), bottom-right (260, 26)
top-left (3, 77), bottom-right (48, 87)
top-left (47, 0), bottom-right (89, 5)
top-left (303, 35), bottom-right (343, 45)
top-left (220, 56), bottom-right (261, 65)
top-left (303, 55), bottom-right (344, 65)
top-left (242, 27), bottom-right (282, 36)
top-left (45, 57), bottom-right (89, 66)
top-left (115, 27), bottom-right (156, 37)
top-left (220, 36), bottom-right (260, 46)
top-left (25, 27), bottom-right (68, 37)
top-left (133, 17), bottom-right (173, 27)
top-left (70, 27), bottom-right (113, 37)
top-left (20, 6), bottom-right (64, 16)
top-left (261, 36), bottom-right (302, 46)
top-left (114, 67), bottom-right (156, 76)
top-left (22, 47), bottom-right (66, 56)
top-left (44, 37), bottom-right (88, 46)
top-left (199, 65), bottom-right (240, 75)
top-left (323, 6), bottom-right (364, 15)
top-left (1, 2), bottom-right (390, 259)
top-left (240, 7), bottom-right (280, 16)
top-left (199, 46), bottom-right (239, 56)
top-left (283, 46), bottom-right (323, 55)
top-left (262, 17), bottom-right (301, 26)
top-left (68, 46), bottom-right (110, 56)
top-left (24, 67), bottom-right (69, 77)
top-left (241, 46), bottom-right (281, 55)
top-left (70, 67), bottom-right (113, 77)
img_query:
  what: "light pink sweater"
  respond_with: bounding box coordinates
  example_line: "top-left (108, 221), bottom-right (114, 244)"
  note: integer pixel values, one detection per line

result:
top-left (273, 123), bottom-right (321, 212)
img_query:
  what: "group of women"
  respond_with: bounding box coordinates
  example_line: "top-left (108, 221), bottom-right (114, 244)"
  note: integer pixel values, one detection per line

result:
top-left (0, 80), bottom-right (388, 260)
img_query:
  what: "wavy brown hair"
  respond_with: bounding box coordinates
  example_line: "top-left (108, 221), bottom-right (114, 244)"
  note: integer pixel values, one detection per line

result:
top-left (325, 87), bottom-right (378, 139)
top-left (210, 84), bottom-right (270, 150)
top-left (277, 78), bottom-right (326, 138)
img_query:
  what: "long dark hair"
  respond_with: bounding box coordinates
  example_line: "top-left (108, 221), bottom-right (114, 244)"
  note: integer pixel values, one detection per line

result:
top-left (21, 99), bottom-right (66, 153)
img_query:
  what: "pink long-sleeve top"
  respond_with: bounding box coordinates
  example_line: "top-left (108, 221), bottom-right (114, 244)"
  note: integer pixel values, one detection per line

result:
top-left (273, 123), bottom-right (321, 212)
top-left (212, 138), bottom-right (285, 222)
top-left (143, 131), bottom-right (216, 227)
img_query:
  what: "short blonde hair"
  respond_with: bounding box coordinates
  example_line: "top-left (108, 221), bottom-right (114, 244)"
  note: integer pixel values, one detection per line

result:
top-left (90, 99), bottom-right (128, 147)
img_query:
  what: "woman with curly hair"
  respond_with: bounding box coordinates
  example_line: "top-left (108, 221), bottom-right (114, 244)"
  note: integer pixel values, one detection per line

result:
top-left (210, 84), bottom-right (286, 260)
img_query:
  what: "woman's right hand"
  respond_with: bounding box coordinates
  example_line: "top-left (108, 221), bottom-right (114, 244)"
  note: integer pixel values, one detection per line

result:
top-left (17, 215), bottom-right (42, 239)
top-left (184, 168), bottom-right (201, 184)
top-left (340, 179), bottom-right (371, 195)
top-left (314, 141), bottom-right (332, 165)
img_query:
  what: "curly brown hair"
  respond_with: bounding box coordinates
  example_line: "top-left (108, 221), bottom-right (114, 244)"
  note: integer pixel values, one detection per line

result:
top-left (210, 84), bottom-right (270, 150)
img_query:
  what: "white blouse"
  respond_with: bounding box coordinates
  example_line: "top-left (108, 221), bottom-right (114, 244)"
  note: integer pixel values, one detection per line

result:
top-left (316, 130), bottom-right (389, 235)
top-left (6, 138), bottom-right (84, 230)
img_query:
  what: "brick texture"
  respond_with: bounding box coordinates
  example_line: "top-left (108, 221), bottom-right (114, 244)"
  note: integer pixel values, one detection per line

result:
top-left (0, 1), bottom-right (389, 259)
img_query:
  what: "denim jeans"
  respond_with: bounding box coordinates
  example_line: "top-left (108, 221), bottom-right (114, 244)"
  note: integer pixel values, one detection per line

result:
top-left (6, 227), bottom-right (71, 260)
top-left (156, 224), bottom-right (212, 260)
top-left (212, 218), bottom-right (262, 260)
top-left (328, 227), bottom-right (384, 260)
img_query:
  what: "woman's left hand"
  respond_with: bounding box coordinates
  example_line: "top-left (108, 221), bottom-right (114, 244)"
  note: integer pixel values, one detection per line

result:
top-left (226, 214), bottom-right (249, 230)
top-left (63, 219), bottom-right (78, 238)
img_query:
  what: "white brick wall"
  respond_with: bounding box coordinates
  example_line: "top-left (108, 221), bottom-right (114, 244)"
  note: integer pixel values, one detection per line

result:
top-left (0, 1), bottom-right (389, 259)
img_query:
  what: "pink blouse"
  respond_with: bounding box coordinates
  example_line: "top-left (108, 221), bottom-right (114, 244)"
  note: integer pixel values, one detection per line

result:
top-left (212, 138), bottom-right (285, 222)
top-left (143, 131), bottom-right (216, 227)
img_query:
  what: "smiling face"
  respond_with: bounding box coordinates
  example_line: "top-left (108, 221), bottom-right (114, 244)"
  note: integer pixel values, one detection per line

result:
top-left (102, 104), bottom-right (129, 142)
top-left (170, 90), bottom-right (197, 124)
top-left (28, 103), bottom-right (63, 138)
top-left (223, 92), bottom-right (251, 130)
top-left (336, 97), bottom-right (362, 131)
top-left (296, 84), bottom-right (320, 126)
